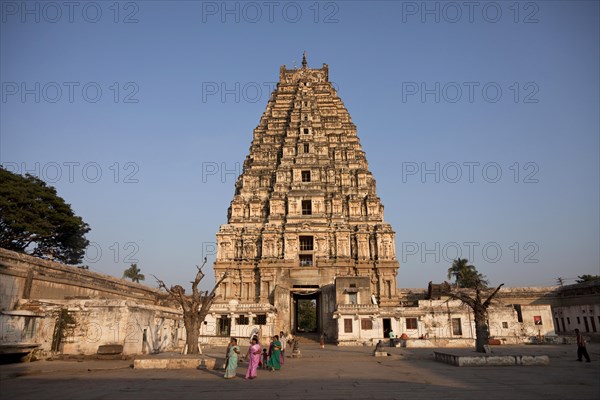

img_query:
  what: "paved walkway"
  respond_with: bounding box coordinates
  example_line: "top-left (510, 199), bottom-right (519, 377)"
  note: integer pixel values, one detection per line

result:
top-left (1, 343), bottom-right (598, 400)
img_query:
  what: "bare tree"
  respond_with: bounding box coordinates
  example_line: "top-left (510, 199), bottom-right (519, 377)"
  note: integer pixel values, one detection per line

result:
top-left (449, 281), bottom-right (504, 353)
top-left (154, 258), bottom-right (227, 354)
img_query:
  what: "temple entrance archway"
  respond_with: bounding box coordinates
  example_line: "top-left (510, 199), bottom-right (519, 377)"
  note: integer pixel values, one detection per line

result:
top-left (292, 289), bottom-right (321, 334)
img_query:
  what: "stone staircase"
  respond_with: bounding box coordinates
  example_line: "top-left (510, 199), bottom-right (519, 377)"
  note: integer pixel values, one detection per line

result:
top-left (293, 333), bottom-right (322, 344)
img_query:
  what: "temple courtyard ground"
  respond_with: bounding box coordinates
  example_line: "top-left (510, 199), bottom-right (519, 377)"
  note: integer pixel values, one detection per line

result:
top-left (1, 343), bottom-right (598, 400)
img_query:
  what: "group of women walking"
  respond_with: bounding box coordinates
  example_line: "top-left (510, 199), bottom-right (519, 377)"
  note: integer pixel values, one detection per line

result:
top-left (223, 333), bottom-right (285, 380)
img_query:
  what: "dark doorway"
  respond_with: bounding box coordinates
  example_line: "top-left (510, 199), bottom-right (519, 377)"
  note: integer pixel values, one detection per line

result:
top-left (217, 315), bottom-right (231, 337)
top-left (293, 292), bottom-right (320, 333)
top-left (383, 318), bottom-right (391, 338)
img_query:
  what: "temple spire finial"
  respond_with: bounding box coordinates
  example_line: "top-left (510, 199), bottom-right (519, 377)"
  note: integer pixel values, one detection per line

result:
top-left (302, 51), bottom-right (307, 68)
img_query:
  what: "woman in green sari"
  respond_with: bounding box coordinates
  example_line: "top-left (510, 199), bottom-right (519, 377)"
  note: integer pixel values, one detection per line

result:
top-left (266, 335), bottom-right (282, 371)
top-left (224, 338), bottom-right (240, 379)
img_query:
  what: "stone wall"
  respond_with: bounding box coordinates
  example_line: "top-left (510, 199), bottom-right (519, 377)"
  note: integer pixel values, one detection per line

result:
top-left (1, 299), bottom-right (182, 356)
top-left (0, 248), bottom-right (161, 310)
top-left (0, 248), bottom-right (183, 356)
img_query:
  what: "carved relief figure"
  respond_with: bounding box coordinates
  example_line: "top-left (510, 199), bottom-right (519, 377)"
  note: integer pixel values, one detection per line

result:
top-left (314, 200), bottom-right (322, 213)
top-left (358, 236), bottom-right (369, 259)
top-left (219, 240), bottom-right (232, 260)
top-left (316, 236), bottom-right (326, 255)
top-left (244, 241), bottom-right (256, 259)
top-left (235, 239), bottom-right (242, 259)
top-left (333, 200), bottom-right (341, 214)
top-left (368, 203), bottom-right (376, 216)
top-left (338, 236), bottom-right (349, 257)
top-left (275, 237), bottom-right (282, 258)
top-left (381, 236), bottom-right (393, 259)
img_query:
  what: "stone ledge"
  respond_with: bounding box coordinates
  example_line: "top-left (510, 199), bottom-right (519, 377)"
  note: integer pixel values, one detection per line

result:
top-left (434, 351), bottom-right (550, 367)
top-left (133, 355), bottom-right (219, 369)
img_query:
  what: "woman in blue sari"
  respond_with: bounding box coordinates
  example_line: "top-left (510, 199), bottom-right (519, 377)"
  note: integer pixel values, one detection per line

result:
top-left (224, 338), bottom-right (240, 379)
top-left (266, 335), bottom-right (282, 371)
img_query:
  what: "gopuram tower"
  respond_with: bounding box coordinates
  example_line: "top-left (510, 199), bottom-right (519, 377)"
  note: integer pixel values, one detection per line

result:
top-left (212, 54), bottom-right (399, 341)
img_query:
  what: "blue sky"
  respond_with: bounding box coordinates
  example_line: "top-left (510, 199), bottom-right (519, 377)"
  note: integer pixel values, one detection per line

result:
top-left (1, 0), bottom-right (598, 291)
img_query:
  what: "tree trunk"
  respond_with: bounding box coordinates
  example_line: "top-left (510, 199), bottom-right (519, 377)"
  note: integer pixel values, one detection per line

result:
top-left (184, 317), bottom-right (201, 355)
top-left (473, 306), bottom-right (489, 353)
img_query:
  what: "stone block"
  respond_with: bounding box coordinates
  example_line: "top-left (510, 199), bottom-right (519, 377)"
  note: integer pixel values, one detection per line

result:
top-left (133, 357), bottom-right (202, 369)
top-left (485, 356), bottom-right (516, 366)
top-left (518, 355), bottom-right (550, 366)
top-left (457, 356), bottom-right (488, 367)
top-left (97, 345), bottom-right (123, 355)
top-left (434, 351), bottom-right (550, 367)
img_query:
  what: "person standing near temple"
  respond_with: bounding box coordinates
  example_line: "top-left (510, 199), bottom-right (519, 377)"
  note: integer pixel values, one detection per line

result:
top-left (224, 337), bottom-right (233, 370)
top-left (320, 332), bottom-right (326, 349)
top-left (261, 348), bottom-right (268, 369)
top-left (142, 329), bottom-right (149, 354)
top-left (279, 331), bottom-right (287, 364)
top-left (575, 329), bottom-right (591, 362)
top-left (389, 329), bottom-right (396, 348)
top-left (224, 338), bottom-right (240, 379)
top-left (245, 336), bottom-right (261, 379)
top-left (267, 335), bottom-right (282, 371)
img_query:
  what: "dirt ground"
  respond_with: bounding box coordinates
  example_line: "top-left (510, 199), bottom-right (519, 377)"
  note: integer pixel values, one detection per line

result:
top-left (1, 343), bottom-right (598, 400)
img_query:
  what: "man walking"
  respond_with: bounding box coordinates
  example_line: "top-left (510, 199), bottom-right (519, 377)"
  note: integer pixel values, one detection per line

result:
top-left (389, 329), bottom-right (396, 348)
top-left (575, 329), bottom-right (591, 362)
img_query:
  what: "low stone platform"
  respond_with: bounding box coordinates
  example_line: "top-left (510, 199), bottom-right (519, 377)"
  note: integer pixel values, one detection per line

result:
top-left (133, 353), bottom-right (219, 370)
top-left (434, 351), bottom-right (550, 367)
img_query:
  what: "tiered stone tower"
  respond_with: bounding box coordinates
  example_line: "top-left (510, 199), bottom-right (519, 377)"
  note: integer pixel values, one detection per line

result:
top-left (213, 54), bottom-right (399, 336)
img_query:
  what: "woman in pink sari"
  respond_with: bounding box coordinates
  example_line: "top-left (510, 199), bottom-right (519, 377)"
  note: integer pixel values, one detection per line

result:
top-left (245, 336), bottom-right (261, 379)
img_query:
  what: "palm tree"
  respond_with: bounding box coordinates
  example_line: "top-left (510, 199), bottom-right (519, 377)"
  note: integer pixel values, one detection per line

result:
top-left (123, 263), bottom-right (145, 283)
top-left (446, 259), bottom-right (501, 353)
top-left (447, 258), bottom-right (488, 288)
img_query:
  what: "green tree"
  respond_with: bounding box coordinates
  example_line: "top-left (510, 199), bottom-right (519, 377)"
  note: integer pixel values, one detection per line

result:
top-left (297, 299), bottom-right (317, 332)
top-left (0, 167), bottom-right (90, 264)
top-left (576, 274), bottom-right (600, 283)
top-left (123, 263), bottom-right (145, 283)
top-left (447, 258), bottom-right (488, 288)
top-left (447, 259), bottom-right (503, 353)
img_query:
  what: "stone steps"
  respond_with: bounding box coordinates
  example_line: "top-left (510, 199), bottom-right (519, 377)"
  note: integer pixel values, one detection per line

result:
top-left (294, 333), bottom-right (322, 344)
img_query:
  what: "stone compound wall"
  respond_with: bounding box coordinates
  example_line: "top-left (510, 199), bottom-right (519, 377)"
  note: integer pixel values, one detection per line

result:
top-left (2, 299), bottom-right (182, 356)
top-left (0, 248), bottom-right (183, 356)
top-left (0, 248), bottom-right (160, 310)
